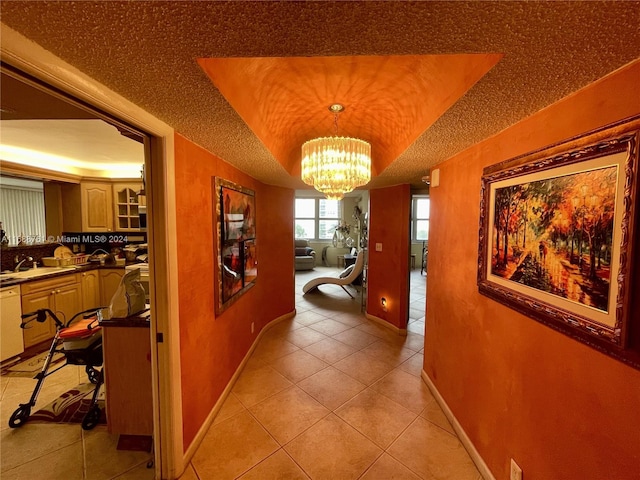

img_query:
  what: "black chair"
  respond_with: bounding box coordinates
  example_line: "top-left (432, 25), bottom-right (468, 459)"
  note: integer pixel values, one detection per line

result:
top-left (421, 241), bottom-right (428, 275)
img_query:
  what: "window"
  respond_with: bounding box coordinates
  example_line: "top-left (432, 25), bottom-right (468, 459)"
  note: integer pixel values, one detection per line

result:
top-left (295, 197), bottom-right (341, 240)
top-left (0, 176), bottom-right (46, 245)
top-left (412, 196), bottom-right (430, 241)
top-left (318, 199), bottom-right (340, 240)
top-left (295, 198), bottom-right (315, 239)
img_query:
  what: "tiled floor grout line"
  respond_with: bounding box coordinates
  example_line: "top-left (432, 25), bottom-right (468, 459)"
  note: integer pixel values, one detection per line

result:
top-left (220, 394), bottom-right (332, 479)
top-left (111, 459), bottom-right (154, 480)
top-left (380, 417), bottom-right (427, 479)
top-left (81, 427), bottom-right (89, 480)
top-left (279, 448), bottom-right (313, 480)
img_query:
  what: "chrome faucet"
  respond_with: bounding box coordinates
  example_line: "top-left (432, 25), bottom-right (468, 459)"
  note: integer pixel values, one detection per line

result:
top-left (14, 256), bottom-right (33, 272)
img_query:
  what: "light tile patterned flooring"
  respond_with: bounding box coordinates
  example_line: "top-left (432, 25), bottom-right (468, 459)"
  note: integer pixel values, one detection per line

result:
top-left (181, 267), bottom-right (481, 480)
top-left (1, 267), bottom-right (470, 480)
top-left (0, 363), bottom-right (154, 479)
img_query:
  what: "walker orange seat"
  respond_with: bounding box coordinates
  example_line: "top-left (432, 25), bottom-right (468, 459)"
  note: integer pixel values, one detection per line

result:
top-left (9, 307), bottom-right (106, 430)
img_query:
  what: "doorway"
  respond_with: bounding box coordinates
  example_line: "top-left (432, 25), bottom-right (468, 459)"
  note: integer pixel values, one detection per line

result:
top-left (293, 191), bottom-right (369, 307)
top-left (408, 194), bottom-right (429, 335)
top-left (0, 65), bottom-right (161, 478)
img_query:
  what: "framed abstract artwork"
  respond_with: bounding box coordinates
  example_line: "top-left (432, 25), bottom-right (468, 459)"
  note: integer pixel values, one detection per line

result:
top-left (214, 177), bottom-right (257, 314)
top-left (478, 116), bottom-right (640, 367)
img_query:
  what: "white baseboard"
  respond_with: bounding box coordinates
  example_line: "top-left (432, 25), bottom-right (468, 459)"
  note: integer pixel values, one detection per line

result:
top-left (182, 309), bottom-right (296, 464)
top-left (421, 370), bottom-right (495, 480)
top-left (365, 313), bottom-right (408, 336)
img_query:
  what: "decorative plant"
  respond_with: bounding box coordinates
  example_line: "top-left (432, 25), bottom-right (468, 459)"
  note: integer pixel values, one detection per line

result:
top-left (334, 221), bottom-right (350, 235)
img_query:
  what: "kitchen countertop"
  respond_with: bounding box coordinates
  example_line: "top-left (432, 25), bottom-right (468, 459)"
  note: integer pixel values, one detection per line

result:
top-left (0, 262), bottom-right (140, 288)
top-left (100, 308), bottom-right (151, 328)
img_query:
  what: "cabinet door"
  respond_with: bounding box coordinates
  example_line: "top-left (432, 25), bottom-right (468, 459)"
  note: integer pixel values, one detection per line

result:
top-left (113, 183), bottom-right (142, 231)
top-left (81, 182), bottom-right (113, 232)
top-left (103, 326), bottom-right (153, 435)
top-left (81, 270), bottom-right (101, 311)
top-left (55, 283), bottom-right (83, 325)
top-left (21, 291), bottom-right (56, 348)
top-left (100, 270), bottom-right (124, 306)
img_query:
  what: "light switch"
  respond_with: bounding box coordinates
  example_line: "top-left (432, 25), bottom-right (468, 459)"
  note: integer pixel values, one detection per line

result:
top-left (431, 168), bottom-right (440, 187)
top-left (375, 243), bottom-right (383, 252)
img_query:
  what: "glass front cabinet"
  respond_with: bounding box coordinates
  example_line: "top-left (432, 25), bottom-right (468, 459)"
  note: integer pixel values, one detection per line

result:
top-left (113, 183), bottom-right (143, 231)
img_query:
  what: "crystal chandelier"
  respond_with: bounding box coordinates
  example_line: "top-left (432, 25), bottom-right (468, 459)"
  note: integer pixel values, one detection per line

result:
top-left (301, 104), bottom-right (371, 201)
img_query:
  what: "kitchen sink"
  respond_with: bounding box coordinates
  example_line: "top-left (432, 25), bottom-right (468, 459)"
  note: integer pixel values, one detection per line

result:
top-left (0, 266), bottom-right (77, 281)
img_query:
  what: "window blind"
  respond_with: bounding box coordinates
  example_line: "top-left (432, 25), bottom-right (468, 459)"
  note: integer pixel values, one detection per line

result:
top-left (0, 182), bottom-right (46, 244)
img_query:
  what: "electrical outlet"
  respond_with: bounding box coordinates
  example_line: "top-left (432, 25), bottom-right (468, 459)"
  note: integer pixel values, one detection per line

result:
top-left (251, 322), bottom-right (255, 334)
top-left (375, 242), bottom-right (383, 252)
top-left (510, 459), bottom-right (523, 480)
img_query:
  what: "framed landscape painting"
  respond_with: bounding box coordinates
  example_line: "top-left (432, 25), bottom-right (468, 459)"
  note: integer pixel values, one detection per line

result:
top-left (478, 117), bottom-right (639, 365)
top-left (214, 177), bottom-right (257, 314)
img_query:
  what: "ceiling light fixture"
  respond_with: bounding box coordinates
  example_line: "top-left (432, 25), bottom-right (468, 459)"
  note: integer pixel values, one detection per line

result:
top-left (301, 103), bottom-right (371, 201)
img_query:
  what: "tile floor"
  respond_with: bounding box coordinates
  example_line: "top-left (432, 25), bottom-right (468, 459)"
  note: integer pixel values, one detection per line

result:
top-left (408, 266), bottom-right (427, 335)
top-left (181, 266), bottom-right (481, 479)
top-left (1, 358), bottom-right (154, 479)
top-left (1, 266), bottom-right (461, 480)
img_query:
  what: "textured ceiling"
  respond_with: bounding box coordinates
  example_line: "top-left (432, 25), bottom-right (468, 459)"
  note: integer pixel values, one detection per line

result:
top-left (1, 1), bottom-right (639, 191)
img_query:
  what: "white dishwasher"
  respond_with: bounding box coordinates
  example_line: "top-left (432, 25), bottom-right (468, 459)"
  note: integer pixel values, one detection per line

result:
top-left (1, 286), bottom-right (24, 362)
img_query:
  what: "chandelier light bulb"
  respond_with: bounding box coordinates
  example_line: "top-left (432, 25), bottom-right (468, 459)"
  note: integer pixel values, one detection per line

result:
top-left (301, 136), bottom-right (371, 201)
top-left (301, 104), bottom-right (371, 200)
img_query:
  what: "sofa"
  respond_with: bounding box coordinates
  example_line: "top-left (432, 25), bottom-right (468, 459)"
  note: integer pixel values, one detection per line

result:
top-left (294, 239), bottom-right (316, 270)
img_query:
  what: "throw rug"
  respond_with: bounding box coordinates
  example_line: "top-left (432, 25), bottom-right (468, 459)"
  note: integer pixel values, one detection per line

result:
top-left (29, 383), bottom-right (106, 425)
top-left (1, 351), bottom-right (65, 377)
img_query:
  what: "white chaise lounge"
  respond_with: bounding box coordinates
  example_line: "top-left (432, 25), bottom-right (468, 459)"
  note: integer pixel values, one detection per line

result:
top-left (302, 252), bottom-right (365, 298)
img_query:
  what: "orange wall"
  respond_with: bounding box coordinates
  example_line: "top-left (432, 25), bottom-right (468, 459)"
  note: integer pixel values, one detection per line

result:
top-left (425, 60), bottom-right (640, 479)
top-left (174, 133), bottom-right (295, 450)
top-left (367, 185), bottom-right (411, 329)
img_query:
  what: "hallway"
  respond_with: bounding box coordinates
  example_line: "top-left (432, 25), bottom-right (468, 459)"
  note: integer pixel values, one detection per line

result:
top-left (181, 268), bottom-right (479, 479)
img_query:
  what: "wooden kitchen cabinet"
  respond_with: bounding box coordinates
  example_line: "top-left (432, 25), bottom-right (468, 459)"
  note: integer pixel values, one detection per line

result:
top-left (21, 274), bottom-right (81, 348)
top-left (100, 269), bottom-right (124, 306)
top-left (81, 269), bottom-right (101, 310)
top-left (20, 290), bottom-right (56, 347)
top-left (82, 182), bottom-right (113, 232)
top-left (61, 181), bottom-right (114, 232)
top-left (113, 183), bottom-right (142, 231)
top-left (54, 283), bottom-right (83, 323)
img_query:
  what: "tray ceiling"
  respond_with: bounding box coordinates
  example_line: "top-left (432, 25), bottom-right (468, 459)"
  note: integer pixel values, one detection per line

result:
top-left (199, 54), bottom-right (502, 177)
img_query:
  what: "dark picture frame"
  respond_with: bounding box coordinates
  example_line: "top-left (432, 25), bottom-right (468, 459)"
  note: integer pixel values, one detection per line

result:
top-left (214, 177), bottom-right (257, 315)
top-left (478, 117), bottom-right (639, 367)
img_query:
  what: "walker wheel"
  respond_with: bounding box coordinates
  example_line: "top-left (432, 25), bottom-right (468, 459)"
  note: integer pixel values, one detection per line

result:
top-left (82, 405), bottom-right (101, 430)
top-left (9, 404), bottom-right (31, 428)
top-left (86, 366), bottom-right (99, 384)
